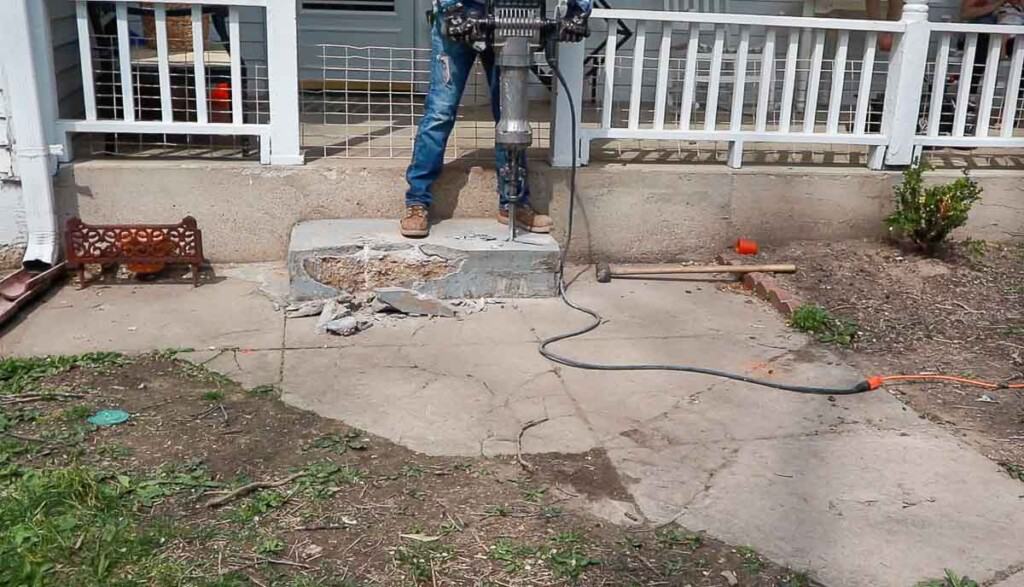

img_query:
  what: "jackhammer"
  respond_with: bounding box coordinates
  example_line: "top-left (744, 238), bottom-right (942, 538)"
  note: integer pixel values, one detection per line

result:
top-left (442, 0), bottom-right (585, 242)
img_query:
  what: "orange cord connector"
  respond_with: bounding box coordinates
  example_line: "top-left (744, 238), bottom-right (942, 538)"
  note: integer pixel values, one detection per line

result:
top-left (868, 374), bottom-right (1024, 391)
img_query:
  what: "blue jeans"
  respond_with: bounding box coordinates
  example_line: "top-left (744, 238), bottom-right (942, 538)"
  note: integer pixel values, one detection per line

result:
top-left (405, 23), bottom-right (529, 209)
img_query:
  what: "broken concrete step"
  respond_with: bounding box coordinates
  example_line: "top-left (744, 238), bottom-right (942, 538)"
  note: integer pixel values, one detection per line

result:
top-left (289, 219), bottom-right (560, 300)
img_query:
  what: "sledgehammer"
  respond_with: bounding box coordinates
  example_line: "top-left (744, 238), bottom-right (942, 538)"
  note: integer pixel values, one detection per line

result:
top-left (595, 262), bottom-right (797, 283)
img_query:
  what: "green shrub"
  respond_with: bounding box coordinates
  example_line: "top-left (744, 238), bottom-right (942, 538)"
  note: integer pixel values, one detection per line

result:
top-left (886, 164), bottom-right (982, 254)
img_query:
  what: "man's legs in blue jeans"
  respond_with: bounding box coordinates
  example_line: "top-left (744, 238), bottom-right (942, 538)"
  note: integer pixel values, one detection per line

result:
top-left (403, 23), bottom-right (550, 236)
top-left (405, 25), bottom-right (480, 208)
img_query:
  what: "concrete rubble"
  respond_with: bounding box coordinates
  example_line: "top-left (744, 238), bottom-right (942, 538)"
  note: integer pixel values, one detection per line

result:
top-left (374, 287), bottom-right (457, 318)
top-left (288, 288), bottom-right (502, 338)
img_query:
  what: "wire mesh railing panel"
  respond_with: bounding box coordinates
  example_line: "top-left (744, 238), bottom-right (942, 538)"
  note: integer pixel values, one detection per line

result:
top-left (300, 44), bottom-right (552, 161)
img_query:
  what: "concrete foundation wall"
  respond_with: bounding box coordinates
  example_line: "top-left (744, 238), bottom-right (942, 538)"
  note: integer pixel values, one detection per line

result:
top-left (55, 159), bottom-right (1024, 263)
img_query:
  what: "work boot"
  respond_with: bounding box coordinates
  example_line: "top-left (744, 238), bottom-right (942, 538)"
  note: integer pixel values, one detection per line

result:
top-left (400, 205), bottom-right (430, 238)
top-left (497, 204), bottom-right (553, 234)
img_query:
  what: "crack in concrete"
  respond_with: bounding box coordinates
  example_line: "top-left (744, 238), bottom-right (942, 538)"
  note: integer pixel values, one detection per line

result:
top-left (983, 561), bottom-right (1024, 587)
top-left (666, 446), bottom-right (741, 525)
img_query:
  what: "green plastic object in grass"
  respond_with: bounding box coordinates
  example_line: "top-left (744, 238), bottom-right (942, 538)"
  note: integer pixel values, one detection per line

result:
top-left (88, 409), bottom-right (130, 427)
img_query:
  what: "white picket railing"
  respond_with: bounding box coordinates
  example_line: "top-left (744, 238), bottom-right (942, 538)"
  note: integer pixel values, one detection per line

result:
top-left (55, 0), bottom-right (302, 165)
top-left (25, 0), bottom-right (1024, 169)
top-left (917, 22), bottom-right (1024, 148)
top-left (552, 1), bottom-right (1024, 169)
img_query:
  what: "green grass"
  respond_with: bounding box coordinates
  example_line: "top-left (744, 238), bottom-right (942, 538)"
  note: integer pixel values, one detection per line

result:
top-left (655, 527), bottom-right (703, 550)
top-left (229, 490), bottom-right (287, 523)
top-left (790, 304), bottom-right (858, 345)
top-left (0, 353), bottom-right (125, 395)
top-left (1000, 462), bottom-right (1024, 482)
top-left (916, 569), bottom-right (979, 587)
top-left (0, 466), bottom-right (176, 586)
top-left (736, 546), bottom-right (764, 574)
top-left (543, 531), bottom-right (599, 580)
top-left (395, 541), bottom-right (454, 583)
top-left (201, 390), bottom-right (225, 402)
top-left (305, 431), bottom-right (369, 454)
top-left (488, 539), bottom-right (538, 573)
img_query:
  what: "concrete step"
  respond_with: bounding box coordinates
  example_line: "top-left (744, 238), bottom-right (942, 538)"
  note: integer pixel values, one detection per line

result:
top-left (288, 218), bottom-right (560, 300)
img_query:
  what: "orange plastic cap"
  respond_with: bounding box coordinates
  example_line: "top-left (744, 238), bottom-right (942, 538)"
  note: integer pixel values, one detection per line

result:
top-left (735, 238), bottom-right (759, 256)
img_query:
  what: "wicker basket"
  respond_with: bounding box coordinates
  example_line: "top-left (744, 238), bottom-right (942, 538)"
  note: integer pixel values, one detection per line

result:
top-left (141, 5), bottom-right (211, 52)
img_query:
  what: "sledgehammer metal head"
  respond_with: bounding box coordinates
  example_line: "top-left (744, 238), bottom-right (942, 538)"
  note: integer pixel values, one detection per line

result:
top-left (595, 262), bottom-right (612, 283)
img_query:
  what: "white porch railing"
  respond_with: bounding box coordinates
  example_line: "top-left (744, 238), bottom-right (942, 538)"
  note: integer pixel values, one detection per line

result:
top-left (22, 0), bottom-right (1024, 169)
top-left (54, 0), bottom-right (302, 165)
top-left (552, 0), bottom-right (1024, 169)
top-left (917, 22), bottom-right (1024, 149)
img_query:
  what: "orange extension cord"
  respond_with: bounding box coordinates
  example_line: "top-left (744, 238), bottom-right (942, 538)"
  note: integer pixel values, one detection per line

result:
top-left (867, 374), bottom-right (1024, 391)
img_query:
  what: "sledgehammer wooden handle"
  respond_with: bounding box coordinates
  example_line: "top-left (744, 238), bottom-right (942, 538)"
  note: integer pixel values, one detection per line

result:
top-left (596, 263), bottom-right (796, 283)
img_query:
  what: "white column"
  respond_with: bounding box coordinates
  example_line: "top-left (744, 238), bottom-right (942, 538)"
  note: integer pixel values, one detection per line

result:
top-left (878, 0), bottom-right (930, 167)
top-left (550, 40), bottom-right (587, 167)
top-left (265, 0), bottom-right (304, 165)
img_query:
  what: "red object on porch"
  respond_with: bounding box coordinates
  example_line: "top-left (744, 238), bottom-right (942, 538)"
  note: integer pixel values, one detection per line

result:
top-left (211, 82), bottom-right (232, 123)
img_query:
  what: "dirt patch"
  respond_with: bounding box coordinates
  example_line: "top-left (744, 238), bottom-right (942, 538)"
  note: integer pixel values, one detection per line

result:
top-left (761, 239), bottom-right (1024, 472)
top-left (306, 254), bottom-right (458, 293)
top-left (0, 355), bottom-right (813, 586)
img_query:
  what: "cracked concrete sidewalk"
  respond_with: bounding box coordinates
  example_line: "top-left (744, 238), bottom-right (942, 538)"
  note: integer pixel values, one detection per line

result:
top-left (2, 264), bottom-right (1023, 587)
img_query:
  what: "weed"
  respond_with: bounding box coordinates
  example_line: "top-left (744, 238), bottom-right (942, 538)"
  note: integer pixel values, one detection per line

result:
top-left (62, 404), bottom-right (93, 421)
top-left (401, 464), bottom-right (425, 478)
top-left (542, 532), bottom-right (599, 580)
top-left (120, 460), bottom-right (223, 507)
top-left (790, 304), bottom-right (858, 345)
top-left (655, 527), bottom-right (702, 550)
top-left (150, 348), bottom-right (194, 361)
top-left (964, 239), bottom-right (988, 260)
top-left (485, 504), bottom-right (510, 517)
top-left (254, 535), bottom-right (286, 556)
top-left (395, 541), bottom-right (454, 582)
top-left (886, 164), bottom-right (982, 254)
top-left (230, 490), bottom-right (287, 523)
top-left (488, 539), bottom-right (538, 573)
top-left (95, 443), bottom-right (133, 460)
top-left (521, 485), bottom-right (547, 503)
top-left (0, 352), bottom-right (124, 395)
top-left (248, 384), bottom-right (278, 397)
top-left (663, 558), bottom-right (686, 575)
top-left (1000, 462), bottom-right (1024, 482)
top-left (540, 505), bottom-right (564, 520)
top-left (307, 431), bottom-right (369, 454)
top-left (298, 462), bottom-right (363, 498)
top-left (782, 572), bottom-right (812, 587)
top-left (736, 546), bottom-right (764, 574)
top-left (202, 390), bottom-right (225, 402)
top-left (916, 569), bottom-right (979, 587)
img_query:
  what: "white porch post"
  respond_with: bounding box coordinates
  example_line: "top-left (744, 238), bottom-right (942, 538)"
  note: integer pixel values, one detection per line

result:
top-left (265, 0), bottom-right (304, 165)
top-left (550, 40), bottom-right (588, 167)
top-left (875, 0), bottom-right (929, 168)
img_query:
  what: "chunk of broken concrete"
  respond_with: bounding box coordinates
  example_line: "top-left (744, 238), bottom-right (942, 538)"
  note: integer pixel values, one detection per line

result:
top-left (287, 292), bottom-right (355, 319)
top-left (286, 299), bottom-right (327, 318)
top-left (315, 300), bottom-right (353, 333)
top-left (373, 287), bottom-right (456, 318)
top-left (324, 316), bottom-right (372, 337)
